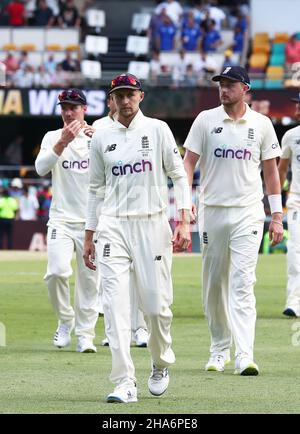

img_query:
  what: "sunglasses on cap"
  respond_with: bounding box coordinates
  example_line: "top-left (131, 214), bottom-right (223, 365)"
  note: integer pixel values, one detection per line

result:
top-left (58, 89), bottom-right (86, 103)
top-left (108, 74), bottom-right (142, 94)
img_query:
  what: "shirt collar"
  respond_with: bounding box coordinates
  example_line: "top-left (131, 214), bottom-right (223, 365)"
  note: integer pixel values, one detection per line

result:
top-left (113, 109), bottom-right (145, 130)
top-left (221, 103), bottom-right (250, 123)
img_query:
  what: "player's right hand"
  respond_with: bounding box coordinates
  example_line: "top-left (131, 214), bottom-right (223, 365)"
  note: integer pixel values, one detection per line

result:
top-left (61, 120), bottom-right (82, 146)
top-left (83, 239), bottom-right (97, 271)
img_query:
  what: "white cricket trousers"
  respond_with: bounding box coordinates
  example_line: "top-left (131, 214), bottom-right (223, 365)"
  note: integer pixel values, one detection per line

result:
top-left (98, 271), bottom-right (147, 333)
top-left (286, 208), bottom-right (300, 316)
top-left (44, 222), bottom-right (99, 340)
top-left (97, 212), bottom-right (175, 385)
top-left (199, 203), bottom-right (265, 360)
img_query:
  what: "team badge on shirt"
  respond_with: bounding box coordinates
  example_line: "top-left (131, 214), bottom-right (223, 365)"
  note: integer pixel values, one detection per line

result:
top-left (141, 136), bottom-right (149, 149)
top-left (248, 128), bottom-right (254, 140)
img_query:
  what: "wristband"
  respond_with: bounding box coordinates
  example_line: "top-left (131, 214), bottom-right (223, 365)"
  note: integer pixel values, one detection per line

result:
top-left (268, 194), bottom-right (282, 214)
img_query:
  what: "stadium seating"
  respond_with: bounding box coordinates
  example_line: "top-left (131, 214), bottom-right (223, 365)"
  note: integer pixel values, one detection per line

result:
top-left (85, 35), bottom-right (109, 55)
top-left (126, 35), bottom-right (149, 56)
top-left (128, 60), bottom-right (150, 80)
top-left (81, 59), bottom-right (102, 79)
top-left (131, 13), bottom-right (151, 34)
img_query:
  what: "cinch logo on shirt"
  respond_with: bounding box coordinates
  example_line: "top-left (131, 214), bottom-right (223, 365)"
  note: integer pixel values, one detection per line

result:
top-left (112, 160), bottom-right (152, 176)
top-left (62, 159), bottom-right (89, 169)
top-left (214, 148), bottom-right (252, 160)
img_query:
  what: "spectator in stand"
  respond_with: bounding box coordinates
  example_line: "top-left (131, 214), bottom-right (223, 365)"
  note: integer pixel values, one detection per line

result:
top-left (194, 51), bottom-right (217, 83)
top-left (155, 0), bottom-right (183, 28)
top-left (181, 11), bottom-right (202, 52)
top-left (157, 12), bottom-right (177, 51)
top-left (24, 0), bottom-right (36, 25)
top-left (172, 49), bottom-right (189, 86)
top-left (60, 51), bottom-right (80, 72)
top-left (202, 21), bottom-right (222, 53)
top-left (232, 25), bottom-right (244, 54)
top-left (2, 52), bottom-right (19, 83)
top-left (0, 188), bottom-right (18, 250)
top-left (200, 8), bottom-right (216, 33)
top-left (9, 178), bottom-right (23, 203)
top-left (33, 0), bottom-right (55, 27)
top-left (206, 0), bottom-right (226, 31)
top-left (58, 0), bottom-right (81, 29)
top-left (33, 65), bottom-right (52, 88)
top-left (6, 0), bottom-right (27, 26)
top-left (184, 63), bottom-right (199, 86)
top-left (37, 183), bottom-right (52, 221)
top-left (222, 49), bottom-right (237, 68)
top-left (286, 34), bottom-right (300, 69)
top-left (17, 51), bottom-right (32, 71)
top-left (150, 50), bottom-right (164, 80)
top-left (44, 53), bottom-right (57, 75)
top-left (13, 64), bottom-right (35, 88)
top-left (19, 186), bottom-right (39, 221)
top-left (50, 63), bottom-right (69, 87)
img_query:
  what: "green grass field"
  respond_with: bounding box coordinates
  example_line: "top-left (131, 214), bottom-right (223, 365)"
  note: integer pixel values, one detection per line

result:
top-left (1, 252), bottom-right (300, 414)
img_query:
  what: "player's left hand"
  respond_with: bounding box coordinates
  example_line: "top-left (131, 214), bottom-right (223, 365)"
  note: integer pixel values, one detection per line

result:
top-left (83, 239), bottom-right (97, 270)
top-left (172, 223), bottom-right (191, 252)
top-left (269, 214), bottom-right (284, 246)
top-left (83, 126), bottom-right (96, 138)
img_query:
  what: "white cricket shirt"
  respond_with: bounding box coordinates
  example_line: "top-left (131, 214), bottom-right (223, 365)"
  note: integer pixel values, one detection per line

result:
top-left (281, 124), bottom-right (300, 207)
top-left (86, 110), bottom-right (190, 230)
top-left (184, 104), bottom-right (281, 207)
top-left (92, 116), bottom-right (114, 129)
top-left (35, 126), bottom-right (92, 224)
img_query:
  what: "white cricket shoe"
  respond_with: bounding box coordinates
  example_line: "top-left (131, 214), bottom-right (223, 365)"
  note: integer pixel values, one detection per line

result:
top-left (134, 328), bottom-right (149, 347)
top-left (76, 337), bottom-right (97, 353)
top-left (148, 364), bottom-right (169, 396)
top-left (53, 321), bottom-right (74, 348)
top-left (205, 353), bottom-right (231, 372)
top-left (101, 337), bottom-right (109, 346)
top-left (234, 357), bottom-right (259, 376)
top-left (107, 382), bottom-right (138, 403)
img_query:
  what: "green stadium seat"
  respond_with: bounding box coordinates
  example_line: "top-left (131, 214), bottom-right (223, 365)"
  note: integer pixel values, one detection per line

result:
top-left (271, 43), bottom-right (285, 54)
top-left (265, 79), bottom-right (283, 89)
top-left (269, 53), bottom-right (285, 65)
top-left (250, 79), bottom-right (265, 89)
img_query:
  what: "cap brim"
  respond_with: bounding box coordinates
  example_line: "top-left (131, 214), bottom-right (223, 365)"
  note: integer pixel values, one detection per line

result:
top-left (291, 98), bottom-right (300, 102)
top-left (57, 101), bottom-right (87, 105)
top-left (212, 74), bottom-right (241, 82)
top-left (108, 85), bottom-right (142, 94)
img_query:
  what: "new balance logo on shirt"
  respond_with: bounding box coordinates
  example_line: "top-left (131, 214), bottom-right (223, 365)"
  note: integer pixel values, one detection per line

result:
top-left (211, 127), bottom-right (223, 134)
top-left (105, 144), bottom-right (117, 153)
top-left (154, 255), bottom-right (162, 261)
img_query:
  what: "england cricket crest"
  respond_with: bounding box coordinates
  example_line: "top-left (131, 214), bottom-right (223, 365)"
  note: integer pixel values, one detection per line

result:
top-left (141, 136), bottom-right (149, 149)
top-left (139, 135), bottom-right (152, 157)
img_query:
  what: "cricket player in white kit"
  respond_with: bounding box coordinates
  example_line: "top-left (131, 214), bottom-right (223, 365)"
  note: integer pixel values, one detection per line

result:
top-left (183, 66), bottom-right (283, 375)
top-left (83, 73), bottom-right (191, 403)
top-left (35, 89), bottom-right (99, 353)
top-left (92, 96), bottom-right (149, 348)
top-left (278, 93), bottom-right (300, 318)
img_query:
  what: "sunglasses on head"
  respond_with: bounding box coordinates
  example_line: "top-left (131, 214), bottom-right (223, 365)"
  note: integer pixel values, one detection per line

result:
top-left (110, 75), bottom-right (139, 89)
top-left (58, 89), bottom-right (86, 102)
